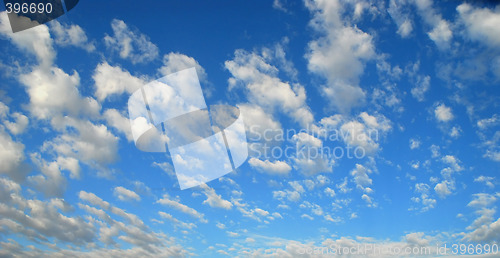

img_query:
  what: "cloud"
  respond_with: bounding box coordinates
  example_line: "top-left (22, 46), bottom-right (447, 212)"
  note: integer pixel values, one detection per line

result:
top-left (159, 52), bottom-right (207, 81)
top-left (93, 62), bottom-right (145, 101)
top-left (103, 108), bottom-right (134, 142)
top-left (0, 123), bottom-right (29, 182)
top-left (338, 112), bottom-right (391, 154)
top-left (0, 12), bottom-right (54, 67)
top-left (0, 181), bottom-right (96, 247)
top-left (200, 184), bottom-right (233, 210)
top-left (114, 186), bottom-right (141, 202)
top-left (434, 103), bottom-right (454, 122)
top-left (248, 158), bottom-right (291, 176)
top-left (273, 0), bottom-right (289, 12)
top-left (434, 181), bottom-right (451, 198)
top-left (305, 0), bottom-right (375, 113)
top-left (158, 211), bottom-right (196, 230)
top-left (477, 115), bottom-right (499, 129)
top-left (104, 19), bottom-right (159, 64)
top-left (226, 49), bottom-right (313, 127)
top-left (411, 183), bottom-right (436, 212)
top-left (350, 164), bottom-right (372, 191)
top-left (411, 75), bottom-right (430, 102)
top-left (409, 138), bottom-right (421, 149)
top-left (474, 176), bottom-right (495, 188)
top-left (413, 0), bottom-right (453, 50)
top-left (28, 153), bottom-right (68, 197)
top-left (42, 117), bottom-right (119, 173)
top-left (324, 187), bottom-right (336, 197)
top-left (157, 194), bottom-right (208, 223)
top-left (388, 0), bottom-right (414, 38)
top-left (50, 20), bottom-right (95, 52)
top-left (457, 3), bottom-right (500, 48)
top-left (20, 66), bottom-right (100, 120)
top-left (463, 193), bottom-right (500, 243)
top-left (292, 132), bottom-right (332, 176)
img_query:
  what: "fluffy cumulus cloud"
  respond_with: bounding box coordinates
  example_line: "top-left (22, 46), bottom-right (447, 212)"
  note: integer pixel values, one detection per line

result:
top-left (463, 193), bottom-right (500, 243)
top-left (320, 112), bottom-right (392, 155)
top-left (1, 181), bottom-right (186, 257)
top-left (104, 19), bottom-right (159, 64)
top-left (93, 62), bottom-right (145, 101)
top-left (159, 52), bottom-right (207, 81)
top-left (292, 132), bottom-right (332, 176)
top-left (226, 48), bottom-right (314, 127)
top-left (413, 0), bottom-right (453, 50)
top-left (2, 1), bottom-right (500, 256)
top-left (434, 103), bottom-right (454, 122)
top-left (249, 158), bottom-right (292, 176)
top-left (114, 186), bottom-right (141, 201)
top-left (0, 122), bottom-right (29, 182)
top-left (457, 3), bottom-right (500, 47)
top-left (157, 194), bottom-right (208, 223)
top-left (200, 184), bottom-right (233, 210)
top-left (20, 66), bottom-right (100, 120)
top-left (411, 75), bottom-right (430, 102)
top-left (0, 12), bottom-right (55, 67)
top-left (305, 0), bottom-right (375, 113)
top-left (388, 0), bottom-right (414, 38)
top-left (42, 117), bottom-right (119, 173)
top-left (50, 20), bottom-right (95, 52)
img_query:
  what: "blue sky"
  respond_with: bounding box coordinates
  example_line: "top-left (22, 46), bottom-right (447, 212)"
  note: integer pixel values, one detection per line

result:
top-left (1, 0), bottom-right (500, 257)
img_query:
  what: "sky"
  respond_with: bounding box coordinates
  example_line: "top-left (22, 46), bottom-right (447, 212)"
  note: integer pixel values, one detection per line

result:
top-left (0, 0), bottom-right (500, 257)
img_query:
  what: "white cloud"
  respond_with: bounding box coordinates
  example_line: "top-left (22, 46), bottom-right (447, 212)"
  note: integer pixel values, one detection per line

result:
top-left (412, 183), bottom-right (436, 212)
top-left (463, 193), bottom-right (500, 243)
top-left (324, 187), bottom-right (336, 197)
top-left (226, 49), bottom-right (314, 127)
top-left (20, 66), bottom-right (100, 120)
top-left (0, 12), bottom-right (54, 67)
top-left (103, 108), bottom-right (134, 142)
top-left (474, 176), bottom-right (495, 188)
top-left (350, 164), bottom-right (372, 191)
top-left (114, 186), bottom-right (141, 202)
top-left (157, 194), bottom-right (207, 223)
top-left (3, 112), bottom-right (28, 135)
top-left (477, 115), bottom-right (499, 129)
top-left (305, 0), bottom-right (375, 113)
top-left (104, 19), bottom-right (159, 64)
top-left (249, 158), bottom-right (291, 176)
top-left (411, 75), bottom-right (430, 102)
top-left (158, 211), bottom-right (196, 230)
top-left (159, 52), bottom-right (207, 82)
top-left (434, 181), bottom-right (451, 198)
top-left (450, 126), bottom-right (461, 138)
top-left (50, 20), bottom-right (95, 52)
top-left (292, 132), bottom-right (332, 176)
top-left (254, 208), bottom-right (270, 217)
top-left (227, 231), bottom-right (240, 237)
top-left (388, 0), bottom-right (414, 38)
top-left (457, 3), bottom-right (500, 48)
top-left (28, 154), bottom-right (68, 197)
top-left (200, 184), bottom-right (232, 210)
top-left (0, 125), bottom-right (29, 182)
top-left (56, 156), bottom-right (80, 179)
top-left (434, 103), bottom-right (454, 122)
top-left (273, 0), bottom-right (289, 12)
top-left (93, 62), bottom-right (145, 101)
top-left (413, 0), bottom-right (453, 50)
top-left (409, 138), bottom-right (421, 149)
top-left (441, 155), bottom-right (463, 172)
top-left (42, 117), bottom-right (119, 172)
